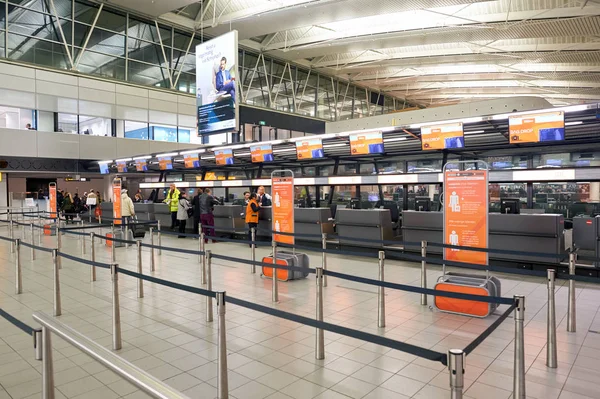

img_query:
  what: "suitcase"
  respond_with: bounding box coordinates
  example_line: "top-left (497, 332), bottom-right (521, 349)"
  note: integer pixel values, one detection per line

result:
top-left (43, 224), bottom-right (56, 236)
top-left (262, 250), bottom-right (309, 281)
top-left (131, 217), bottom-right (146, 238)
top-left (434, 272), bottom-right (501, 318)
top-left (105, 229), bottom-right (131, 248)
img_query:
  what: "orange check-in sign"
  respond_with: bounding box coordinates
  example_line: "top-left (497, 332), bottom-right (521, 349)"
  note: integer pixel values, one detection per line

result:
top-left (272, 176), bottom-right (294, 245)
top-left (112, 180), bottom-right (122, 225)
top-left (444, 169), bottom-right (488, 265)
top-left (509, 111), bottom-right (564, 143)
top-left (49, 184), bottom-right (57, 218)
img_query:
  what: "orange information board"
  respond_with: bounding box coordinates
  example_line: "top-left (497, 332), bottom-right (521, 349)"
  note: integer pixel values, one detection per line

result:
top-left (349, 131), bottom-right (384, 155)
top-left (215, 149), bottom-right (234, 165)
top-left (250, 145), bottom-right (274, 163)
top-left (183, 153), bottom-right (200, 168)
top-left (272, 175), bottom-right (294, 245)
top-left (421, 122), bottom-right (465, 150)
top-left (296, 138), bottom-right (324, 159)
top-left (444, 169), bottom-right (488, 265)
top-left (49, 183), bottom-right (57, 218)
top-left (509, 111), bottom-right (564, 144)
top-left (112, 179), bottom-right (122, 225)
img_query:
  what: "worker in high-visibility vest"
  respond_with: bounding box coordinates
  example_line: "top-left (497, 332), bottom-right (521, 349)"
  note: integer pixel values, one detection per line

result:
top-left (245, 192), bottom-right (260, 246)
top-left (164, 184), bottom-right (180, 230)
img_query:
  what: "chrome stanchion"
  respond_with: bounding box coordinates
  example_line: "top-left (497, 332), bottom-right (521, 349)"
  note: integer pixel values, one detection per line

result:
top-left (216, 291), bottom-right (229, 399)
top-left (79, 220), bottom-right (85, 253)
top-left (322, 233), bottom-right (328, 287)
top-left (272, 240), bottom-right (279, 302)
top-left (157, 220), bottom-right (162, 255)
top-left (315, 265), bottom-right (325, 360)
top-left (567, 252), bottom-right (576, 332)
top-left (201, 231), bottom-right (206, 284)
top-left (30, 223), bottom-right (36, 261)
top-left (546, 269), bottom-right (557, 368)
top-left (111, 264), bottom-right (122, 350)
top-left (513, 295), bottom-right (526, 399)
top-left (33, 329), bottom-right (42, 361)
top-left (41, 326), bottom-right (54, 399)
top-left (124, 219), bottom-right (130, 249)
top-left (136, 240), bottom-right (144, 298)
top-left (206, 250), bottom-right (214, 322)
top-left (448, 349), bottom-right (465, 399)
top-left (110, 224), bottom-right (116, 263)
top-left (15, 239), bottom-right (22, 294)
top-left (38, 215), bottom-right (42, 243)
top-left (90, 232), bottom-right (96, 282)
top-left (56, 226), bottom-right (62, 270)
top-left (52, 249), bottom-right (61, 317)
top-left (9, 220), bottom-right (14, 253)
top-left (198, 231), bottom-right (202, 263)
top-left (378, 250), bottom-right (386, 328)
top-left (149, 227), bottom-right (155, 272)
top-left (251, 228), bottom-right (256, 274)
top-left (421, 240), bottom-right (428, 306)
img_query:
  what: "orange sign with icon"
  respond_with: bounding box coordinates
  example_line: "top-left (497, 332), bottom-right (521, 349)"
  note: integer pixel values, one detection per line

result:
top-left (444, 169), bottom-right (488, 265)
top-left (112, 179), bottom-right (122, 225)
top-left (49, 184), bottom-right (57, 218)
top-left (349, 131), bottom-right (384, 155)
top-left (421, 122), bottom-right (465, 150)
top-left (296, 139), bottom-right (324, 159)
top-left (509, 111), bottom-right (564, 143)
top-left (272, 176), bottom-right (294, 245)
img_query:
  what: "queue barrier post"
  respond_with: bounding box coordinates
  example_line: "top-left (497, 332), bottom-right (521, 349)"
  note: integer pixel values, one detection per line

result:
top-left (38, 215), bottom-right (42, 243)
top-left (56, 225), bottom-right (62, 269)
top-left (315, 266), bottom-right (325, 360)
top-left (378, 250), bottom-right (386, 328)
top-left (136, 240), bottom-right (144, 299)
top-left (216, 292), bottom-right (229, 399)
top-left (149, 227), bottom-right (155, 272)
top-left (206, 250), bottom-right (214, 323)
top-left (251, 228), bottom-right (256, 274)
top-left (272, 240), bottom-right (279, 303)
top-left (448, 349), bottom-right (465, 399)
top-left (52, 249), bottom-right (61, 317)
top-left (111, 264), bottom-right (122, 350)
top-left (90, 232), bottom-right (96, 282)
top-left (124, 219), bottom-right (130, 249)
top-left (110, 224), bottom-right (116, 263)
top-left (513, 295), bottom-right (526, 399)
top-left (567, 252), bottom-right (576, 333)
top-left (421, 240), bottom-right (428, 306)
top-left (15, 239), bottom-right (22, 294)
top-left (41, 326), bottom-right (54, 399)
top-left (546, 269), bottom-right (557, 368)
top-left (33, 328), bottom-right (42, 361)
top-left (322, 233), bottom-right (328, 287)
top-left (201, 232), bottom-right (206, 284)
top-left (9, 220), bottom-right (14, 253)
top-left (80, 221), bottom-right (86, 256)
top-left (30, 223), bottom-right (35, 260)
top-left (157, 220), bottom-right (162, 255)
top-left (197, 231), bottom-right (202, 264)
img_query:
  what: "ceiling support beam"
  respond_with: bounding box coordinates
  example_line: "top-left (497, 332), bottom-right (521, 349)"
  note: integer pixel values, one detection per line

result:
top-left (74, 3), bottom-right (104, 69)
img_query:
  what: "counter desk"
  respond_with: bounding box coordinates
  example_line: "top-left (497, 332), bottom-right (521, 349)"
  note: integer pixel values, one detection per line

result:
top-left (295, 208), bottom-right (334, 242)
top-left (335, 209), bottom-right (395, 247)
top-left (213, 205), bottom-right (245, 233)
top-left (153, 203), bottom-right (172, 229)
top-left (133, 203), bottom-right (155, 223)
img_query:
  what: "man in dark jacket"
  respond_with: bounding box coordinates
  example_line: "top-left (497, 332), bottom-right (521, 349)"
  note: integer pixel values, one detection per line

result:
top-left (192, 188), bottom-right (204, 235)
top-left (199, 188), bottom-right (220, 243)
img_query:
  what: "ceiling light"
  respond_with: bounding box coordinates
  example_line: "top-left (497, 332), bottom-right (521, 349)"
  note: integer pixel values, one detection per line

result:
top-left (202, 156), bottom-right (215, 160)
top-left (383, 137), bottom-right (408, 142)
top-left (132, 155), bottom-right (151, 160)
top-left (155, 152), bottom-right (178, 158)
top-left (565, 121), bottom-right (583, 126)
top-left (323, 143), bottom-right (347, 148)
top-left (236, 152), bottom-right (251, 156)
top-left (273, 148), bottom-right (297, 153)
top-left (464, 130), bottom-right (485, 135)
top-left (97, 160), bottom-right (112, 164)
top-left (115, 158), bottom-right (132, 162)
top-left (180, 149), bottom-right (207, 155)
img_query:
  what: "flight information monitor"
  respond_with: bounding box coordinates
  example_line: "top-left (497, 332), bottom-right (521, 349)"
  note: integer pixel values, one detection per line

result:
top-left (116, 161), bottom-right (128, 173)
top-left (99, 163), bottom-right (110, 174)
top-left (349, 131), bottom-right (384, 155)
top-left (135, 159), bottom-right (148, 172)
top-left (158, 156), bottom-right (173, 170)
top-left (215, 149), bottom-right (234, 165)
top-left (250, 144), bottom-right (274, 163)
top-left (296, 138), bottom-right (324, 159)
top-left (421, 122), bottom-right (465, 150)
top-left (183, 153), bottom-right (200, 168)
top-left (509, 111), bottom-right (565, 144)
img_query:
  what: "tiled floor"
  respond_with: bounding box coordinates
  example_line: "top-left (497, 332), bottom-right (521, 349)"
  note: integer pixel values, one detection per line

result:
top-left (0, 223), bottom-right (600, 398)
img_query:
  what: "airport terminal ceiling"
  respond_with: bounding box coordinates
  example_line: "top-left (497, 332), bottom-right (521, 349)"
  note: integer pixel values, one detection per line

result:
top-left (109, 0), bottom-right (600, 108)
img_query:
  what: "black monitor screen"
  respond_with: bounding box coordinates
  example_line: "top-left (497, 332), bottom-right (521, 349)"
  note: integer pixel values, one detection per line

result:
top-left (500, 198), bottom-right (520, 214)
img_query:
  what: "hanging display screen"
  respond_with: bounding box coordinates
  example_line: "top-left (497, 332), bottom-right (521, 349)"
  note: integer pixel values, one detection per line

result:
top-left (158, 156), bottom-right (173, 170)
top-left (349, 131), bottom-right (384, 155)
top-left (116, 161), bottom-right (128, 173)
top-left (135, 159), bottom-right (148, 172)
top-left (296, 138), bottom-right (324, 159)
top-left (250, 144), bottom-right (274, 163)
top-left (100, 163), bottom-right (110, 174)
top-left (183, 153), bottom-right (200, 168)
top-left (509, 111), bottom-right (565, 144)
top-left (421, 122), bottom-right (465, 150)
top-left (215, 149), bottom-right (234, 165)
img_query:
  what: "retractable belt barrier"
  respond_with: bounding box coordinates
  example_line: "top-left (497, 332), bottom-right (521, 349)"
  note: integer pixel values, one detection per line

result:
top-left (57, 251), bottom-right (111, 269)
top-left (20, 240), bottom-right (53, 253)
top-left (463, 303), bottom-right (517, 355)
top-left (0, 308), bottom-right (35, 335)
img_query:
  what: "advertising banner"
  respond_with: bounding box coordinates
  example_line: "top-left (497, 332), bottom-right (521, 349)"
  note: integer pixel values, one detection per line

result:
top-left (250, 144), bottom-right (274, 163)
top-left (135, 159), bottom-right (148, 172)
top-left (443, 167), bottom-right (488, 266)
top-left (421, 122), bottom-right (465, 150)
top-left (116, 161), bottom-right (128, 173)
top-left (509, 111), bottom-right (565, 144)
top-left (158, 157), bottom-right (173, 170)
top-left (349, 131), bottom-right (384, 155)
top-left (183, 153), bottom-right (200, 168)
top-left (296, 138), bottom-right (324, 159)
top-left (195, 31), bottom-right (239, 136)
top-left (272, 172), bottom-right (294, 245)
top-left (215, 149), bottom-right (234, 165)
top-left (112, 178), bottom-right (122, 225)
top-left (49, 183), bottom-right (57, 218)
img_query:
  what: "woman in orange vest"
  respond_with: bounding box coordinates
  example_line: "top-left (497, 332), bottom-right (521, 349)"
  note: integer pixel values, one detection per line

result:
top-left (245, 192), bottom-right (260, 246)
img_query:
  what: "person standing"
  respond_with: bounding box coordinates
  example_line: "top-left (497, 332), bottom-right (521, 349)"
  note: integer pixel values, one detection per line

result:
top-left (61, 192), bottom-right (74, 224)
top-left (177, 192), bottom-right (191, 238)
top-left (199, 188), bottom-right (219, 243)
top-left (164, 184), bottom-right (180, 230)
top-left (192, 188), bottom-right (204, 235)
top-left (245, 193), bottom-right (260, 246)
top-left (257, 186), bottom-right (272, 206)
top-left (121, 188), bottom-right (135, 227)
top-left (243, 191), bottom-right (250, 205)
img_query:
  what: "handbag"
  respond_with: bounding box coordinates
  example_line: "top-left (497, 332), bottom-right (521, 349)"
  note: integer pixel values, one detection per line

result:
top-left (186, 208), bottom-right (193, 218)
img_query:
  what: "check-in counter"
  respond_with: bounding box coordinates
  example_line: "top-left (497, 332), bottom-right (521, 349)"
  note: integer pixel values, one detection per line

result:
top-left (100, 202), bottom-right (113, 218)
top-left (336, 209), bottom-right (394, 247)
top-left (153, 203), bottom-right (172, 229)
top-left (133, 203), bottom-right (155, 223)
top-left (258, 206), bottom-right (272, 237)
top-left (573, 216), bottom-right (600, 267)
top-left (295, 208), bottom-right (334, 242)
top-left (213, 205), bottom-right (245, 233)
top-left (402, 211), bottom-right (566, 265)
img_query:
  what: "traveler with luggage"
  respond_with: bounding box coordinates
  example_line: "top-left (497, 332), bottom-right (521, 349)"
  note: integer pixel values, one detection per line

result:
top-left (177, 192), bottom-right (192, 238)
top-left (192, 188), bottom-right (204, 235)
top-left (61, 192), bottom-right (75, 224)
top-left (245, 193), bottom-right (260, 246)
top-left (199, 188), bottom-right (220, 243)
top-left (164, 184), bottom-right (180, 230)
top-left (121, 189), bottom-right (135, 227)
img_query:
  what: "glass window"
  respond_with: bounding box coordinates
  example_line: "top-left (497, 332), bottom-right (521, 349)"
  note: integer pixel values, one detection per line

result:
top-left (407, 185), bottom-right (429, 210)
top-left (407, 159), bottom-right (442, 173)
top-left (533, 153), bottom-right (571, 169)
top-left (124, 121), bottom-right (148, 140)
top-left (177, 127), bottom-right (190, 143)
top-left (79, 115), bottom-right (110, 136)
top-left (487, 156), bottom-right (528, 170)
top-left (0, 106), bottom-right (33, 129)
top-left (381, 185), bottom-right (404, 210)
top-left (570, 152), bottom-right (600, 167)
top-left (359, 163), bottom-right (376, 175)
top-left (150, 124), bottom-right (177, 142)
top-left (57, 113), bottom-right (78, 134)
top-left (8, 33), bottom-right (71, 70)
top-left (489, 183), bottom-right (526, 212)
top-left (332, 186), bottom-right (356, 205)
top-left (532, 182), bottom-right (597, 217)
top-left (360, 185), bottom-right (380, 207)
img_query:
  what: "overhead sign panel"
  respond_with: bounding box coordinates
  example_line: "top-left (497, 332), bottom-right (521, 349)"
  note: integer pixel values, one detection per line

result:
top-left (158, 156), bottom-right (173, 170)
top-left (421, 122), bottom-right (465, 150)
top-left (349, 131), bottom-right (384, 155)
top-left (215, 149), bottom-right (234, 165)
top-left (296, 138), bottom-right (324, 160)
top-left (250, 144), bottom-right (274, 163)
top-left (99, 163), bottom-right (110, 174)
top-left (183, 153), bottom-right (200, 168)
top-left (116, 161), bottom-right (128, 173)
top-left (135, 159), bottom-right (148, 172)
top-left (195, 31), bottom-right (239, 136)
top-left (509, 111), bottom-right (565, 144)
